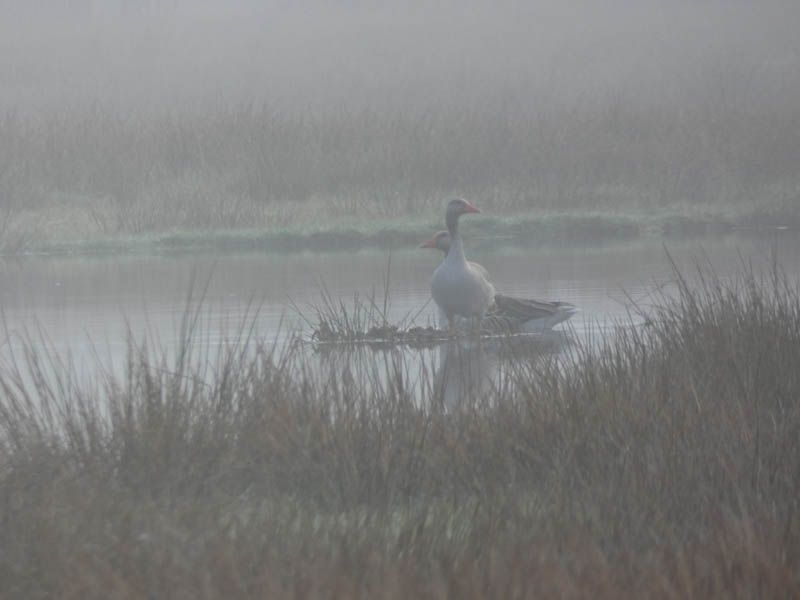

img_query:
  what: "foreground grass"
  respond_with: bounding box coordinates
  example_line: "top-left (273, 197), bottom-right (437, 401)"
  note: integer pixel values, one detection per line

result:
top-left (0, 264), bottom-right (799, 597)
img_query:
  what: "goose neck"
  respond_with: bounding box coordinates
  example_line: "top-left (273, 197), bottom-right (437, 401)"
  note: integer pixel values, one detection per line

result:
top-left (445, 230), bottom-right (467, 265)
top-left (445, 211), bottom-right (460, 236)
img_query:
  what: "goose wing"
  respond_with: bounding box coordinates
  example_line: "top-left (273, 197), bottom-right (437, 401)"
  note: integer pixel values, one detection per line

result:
top-left (488, 294), bottom-right (578, 331)
top-left (489, 295), bottom-right (573, 320)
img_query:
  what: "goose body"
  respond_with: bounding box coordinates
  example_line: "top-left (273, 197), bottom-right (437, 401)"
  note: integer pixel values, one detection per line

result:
top-left (431, 249), bottom-right (495, 319)
top-left (421, 229), bottom-right (577, 333)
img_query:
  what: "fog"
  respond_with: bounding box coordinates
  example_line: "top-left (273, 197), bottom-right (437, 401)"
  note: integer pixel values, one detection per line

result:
top-left (2, 0), bottom-right (798, 115)
top-left (3, 5), bottom-right (800, 595)
top-left (1, 1), bottom-right (799, 242)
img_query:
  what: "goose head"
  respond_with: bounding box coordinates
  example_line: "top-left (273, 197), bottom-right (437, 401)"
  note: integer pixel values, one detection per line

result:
top-left (419, 230), bottom-right (451, 255)
top-left (445, 198), bottom-right (480, 234)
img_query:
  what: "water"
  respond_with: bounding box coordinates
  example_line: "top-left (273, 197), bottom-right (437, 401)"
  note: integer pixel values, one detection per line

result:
top-left (1, 233), bottom-right (798, 398)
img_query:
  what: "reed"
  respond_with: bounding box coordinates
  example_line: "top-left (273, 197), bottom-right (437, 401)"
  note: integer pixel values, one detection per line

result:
top-left (294, 260), bottom-right (446, 346)
top-left (1, 94), bottom-right (799, 253)
top-left (0, 262), bottom-right (798, 597)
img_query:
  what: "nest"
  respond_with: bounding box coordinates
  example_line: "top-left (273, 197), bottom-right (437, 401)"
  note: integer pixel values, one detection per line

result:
top-left (312, 322), bottom-right (453, 348)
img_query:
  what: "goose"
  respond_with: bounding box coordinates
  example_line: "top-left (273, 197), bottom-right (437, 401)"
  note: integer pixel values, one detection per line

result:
top-left (421, 230), bottom-right (578, 332)
top-left (429, 199), bottom-right (495, 330)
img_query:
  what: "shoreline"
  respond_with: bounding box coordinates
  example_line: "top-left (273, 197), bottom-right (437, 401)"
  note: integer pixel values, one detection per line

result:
top-left (5, 206), bottom-right (800, 257)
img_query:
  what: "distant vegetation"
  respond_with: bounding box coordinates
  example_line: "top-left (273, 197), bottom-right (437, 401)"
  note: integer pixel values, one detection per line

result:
top-left (0, 1), bottom-right (799, 253)
top-left (0, 263), bottom-right (798, 596)
top-left (2, 95), bottom-right (798, 254)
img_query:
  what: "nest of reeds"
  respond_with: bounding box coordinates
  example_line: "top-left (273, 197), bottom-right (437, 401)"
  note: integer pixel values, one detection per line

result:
top-left (312, 320), bottom-right (452, 346)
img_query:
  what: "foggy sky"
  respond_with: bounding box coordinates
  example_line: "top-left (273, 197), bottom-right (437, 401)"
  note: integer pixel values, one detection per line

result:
top-left (1, 0), bottom-right (798, 116)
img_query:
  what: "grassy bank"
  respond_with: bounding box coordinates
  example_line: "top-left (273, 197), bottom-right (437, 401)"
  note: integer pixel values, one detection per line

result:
top-left (0, 264), bottom-right (798, 597)
top-left (5, 201), bottom-right (800, 256)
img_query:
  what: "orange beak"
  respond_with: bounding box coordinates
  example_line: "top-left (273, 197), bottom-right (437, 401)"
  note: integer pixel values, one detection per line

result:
top-left (462, 201), bottom-right (481, 214)
top-left (419, 237), bottom-right (438, 249)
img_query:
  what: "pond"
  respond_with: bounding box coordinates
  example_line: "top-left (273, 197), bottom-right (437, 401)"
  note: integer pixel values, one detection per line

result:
top-left (1, 232), bottom-right (798, 402)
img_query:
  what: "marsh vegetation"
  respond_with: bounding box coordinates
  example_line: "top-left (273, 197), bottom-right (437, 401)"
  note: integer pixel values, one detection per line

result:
top-left (0, 262), bottom-right (799, 597)
top-left (1, 1), bottom-right (799, 253)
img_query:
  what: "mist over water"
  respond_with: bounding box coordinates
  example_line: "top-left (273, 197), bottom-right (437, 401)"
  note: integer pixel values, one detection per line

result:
top-left (2, 234), bottom-right (798, 398)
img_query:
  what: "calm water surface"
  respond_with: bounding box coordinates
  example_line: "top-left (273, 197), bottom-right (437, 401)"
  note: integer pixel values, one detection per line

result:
top-left (1, 234), bottom-right (798, 395)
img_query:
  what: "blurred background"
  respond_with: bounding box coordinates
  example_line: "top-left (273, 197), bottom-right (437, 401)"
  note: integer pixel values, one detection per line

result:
top-left (0, 0), bottom-right (798, 245)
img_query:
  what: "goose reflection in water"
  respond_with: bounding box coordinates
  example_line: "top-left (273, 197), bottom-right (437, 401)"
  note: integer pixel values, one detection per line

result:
top-left (433, 340), bottom-right (493, 411)
top-left (310, 328), bottom-right (571, 410)
top-left (432, 331), bottom-right (570, 411)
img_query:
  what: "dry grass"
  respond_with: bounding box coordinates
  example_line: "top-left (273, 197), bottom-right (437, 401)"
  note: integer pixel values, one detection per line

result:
top-left (295, 266), bottom-right (447, 347)
top-left (1, 94), bottom-right (799, 250)
top-left (0, 262), bottom-right (798, 597)
top-left (2, 2), bottom-right (800, 254)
